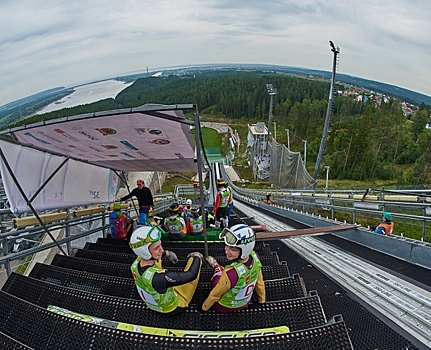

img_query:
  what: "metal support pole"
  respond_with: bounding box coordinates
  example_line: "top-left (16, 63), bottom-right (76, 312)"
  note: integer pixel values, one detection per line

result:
top-left (325, 166), bottom-right (330, 191)
top-left (193, 107), bottom-right (209, 258)
top-left (313, 41), bottom-right (340, 180)
top-left (303, 140), bottom-right (307, 167)
top-left (285, 129), bottom-right (290, 151)
top-left (65, 210), bottom-right (72, 255)
top-left (273, 122), bottom-right (277, 142)
top-left (0, 148), bottom-right (68, 256)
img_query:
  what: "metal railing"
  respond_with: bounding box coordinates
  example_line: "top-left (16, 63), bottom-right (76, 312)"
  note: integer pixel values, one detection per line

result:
top-left (229, 183), bottom-right (431, 241)
top-left (0, 193), bottom-right (175, 277)
top-left (1, 183), bottom-right (431, 279)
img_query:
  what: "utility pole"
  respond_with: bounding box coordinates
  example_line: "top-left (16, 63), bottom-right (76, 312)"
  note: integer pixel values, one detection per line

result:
top-left (313, 41), bottom-right (340, 180)
top-left (273, 122), bottom-right (277, 142)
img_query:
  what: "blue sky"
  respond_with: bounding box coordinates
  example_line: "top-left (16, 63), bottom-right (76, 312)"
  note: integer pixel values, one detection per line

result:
top-left (1, 0), bottom-right (431, 106)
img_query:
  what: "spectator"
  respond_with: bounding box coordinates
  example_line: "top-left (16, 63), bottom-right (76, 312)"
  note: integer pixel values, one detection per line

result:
top-left (371, 212), bottom-right (394, 236)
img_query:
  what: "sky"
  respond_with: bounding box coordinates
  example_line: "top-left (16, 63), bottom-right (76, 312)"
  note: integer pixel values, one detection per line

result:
top-left (1, 0), bottom-right (431, 107)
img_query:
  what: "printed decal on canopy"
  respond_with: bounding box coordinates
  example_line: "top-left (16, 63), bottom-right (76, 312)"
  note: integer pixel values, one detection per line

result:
top-left (10, 105), bottom-right (198, 172)
top-left (0, 139), bottom-right (118, 214)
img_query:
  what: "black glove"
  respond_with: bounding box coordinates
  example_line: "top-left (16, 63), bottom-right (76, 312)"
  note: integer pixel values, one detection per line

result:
top-left (166, 250), bottom-right (178, 264)
top-left (187, 252), bottom-right (203, 260)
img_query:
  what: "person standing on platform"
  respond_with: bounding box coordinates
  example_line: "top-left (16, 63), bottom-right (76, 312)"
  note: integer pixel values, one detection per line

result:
top-left (212, 178), bottom-right (232, 228)
top-left (117, 179), bottom-right (154, 226)
top-left (226, 186), bottom-right (234, 222)
top-left (130, 226), bottom-right (202, 315)
top-left (202, 224), bottom-right (266, 313)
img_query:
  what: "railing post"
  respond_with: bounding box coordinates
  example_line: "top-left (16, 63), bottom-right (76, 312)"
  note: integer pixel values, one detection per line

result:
top-left (3, 235), bottom-right (11, 276)
top-left (102, 209), bottom-right (107, 239)
top-left (330, 192), bottom-right (335, 220)
top-left (352, 190), bottom-right (357, 224)
top-left (422, 201), bottom-right (427, 242)
top-left (65, 209), bottom-right (72, 256)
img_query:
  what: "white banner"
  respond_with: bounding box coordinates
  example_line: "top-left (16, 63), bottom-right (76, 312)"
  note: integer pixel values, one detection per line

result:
top-left (0, 140), bottom-right (118, 214)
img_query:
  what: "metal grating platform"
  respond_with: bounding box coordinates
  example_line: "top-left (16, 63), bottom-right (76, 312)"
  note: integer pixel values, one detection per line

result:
top-left (74, 249), bottom-right (282, 266)
top-left (0, 331), bottom-right (33, 350)
top-left (2, 273), bottom-right (326, 332)
top-left (96, 237), bottom-right (268, 251)
top-left (0, 289), bottom-right (353, 349)
top-left (28, 263), bottom-right (306, 302)
top-left (51, 254), bottom-right (291, 281)
top-left (270, 240), bottom-right (423, 350)
top-left (85, 241), bottom-right (272, 256)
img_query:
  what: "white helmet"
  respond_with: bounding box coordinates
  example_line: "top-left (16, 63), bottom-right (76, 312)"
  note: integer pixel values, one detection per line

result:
top-left (186, 199), bottom-right (192, 206)
top-left (129, 226), bottom-right (164, 259)
top-left (219, 224), bottom-right (255, 259)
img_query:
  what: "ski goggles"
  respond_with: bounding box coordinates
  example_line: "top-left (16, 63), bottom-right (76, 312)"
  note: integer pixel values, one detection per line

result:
top-left (129, 226), bottom-right (164, 249)
top-left (219, 228), bottom-right (239, 246)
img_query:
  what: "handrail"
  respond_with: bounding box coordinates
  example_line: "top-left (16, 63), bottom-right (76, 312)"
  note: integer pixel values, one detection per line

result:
top-left (1, 185), bottom-right (430, 279)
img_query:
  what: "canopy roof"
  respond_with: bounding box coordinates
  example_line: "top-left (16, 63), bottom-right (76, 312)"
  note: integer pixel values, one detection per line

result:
top-left (3, 104), bottom-right (199, 172)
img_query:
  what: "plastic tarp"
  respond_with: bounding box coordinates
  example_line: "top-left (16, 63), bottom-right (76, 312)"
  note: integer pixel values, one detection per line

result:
top-left (0, 139), bottom-right (118, 214)
top-left (9, 105), bottom-right (197, 173)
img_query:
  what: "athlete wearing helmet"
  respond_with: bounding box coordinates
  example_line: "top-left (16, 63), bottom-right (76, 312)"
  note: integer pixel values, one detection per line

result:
top-left (130, 226), bottom-right (203, 315)
top-left (163, 203), bottom-right (187, 240)
top-left (202, 224), bottom-right (266, 313)
top-left (371, 212), bottom-right (394, 236)
top-left (109, 202), bottom-right (133, 240)
top-left (183, 199), bottom-right (193, 220)
top-left (186, 206), bottom-right (204, 236)
top-left (212, 178), bottom-right (232, 228)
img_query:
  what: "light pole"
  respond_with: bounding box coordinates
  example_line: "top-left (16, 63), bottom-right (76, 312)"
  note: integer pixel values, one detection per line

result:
top-left (273, 122), bottom-right (277, 142)
top-left (303, 140), bottom-right (307, 166)
top-left (266, 84), bottom-right (277, 152)
top-left (313, 41), bottom-right (340, 180)
top-left (285, 129), bottom-right (290, 151)
top-left (324, 166), bottom-right (330, 191)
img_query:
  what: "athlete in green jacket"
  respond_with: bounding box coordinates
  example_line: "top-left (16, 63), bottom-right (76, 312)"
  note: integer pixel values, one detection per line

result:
top-left (130, 226), bottom-right (202, 315)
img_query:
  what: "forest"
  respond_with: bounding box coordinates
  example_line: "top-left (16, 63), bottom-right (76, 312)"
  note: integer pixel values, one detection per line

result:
top-left (9, 73), bottom-right (431, 187)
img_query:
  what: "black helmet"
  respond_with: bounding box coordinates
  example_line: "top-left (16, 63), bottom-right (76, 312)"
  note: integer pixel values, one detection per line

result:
top-left (191, 206), bottom-right (200, 218)
top-left (217, 178), bottom-right (227, 187)
top-left (169, 203), bottom-right (179, 214)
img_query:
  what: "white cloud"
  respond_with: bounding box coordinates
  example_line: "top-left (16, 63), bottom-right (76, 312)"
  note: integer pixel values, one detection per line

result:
top-left (1, 0), bottom-right (430, 106)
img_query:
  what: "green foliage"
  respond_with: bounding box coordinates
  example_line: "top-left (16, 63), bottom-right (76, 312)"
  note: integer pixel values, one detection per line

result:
top-left (4, 72), bottom-right (431, 187)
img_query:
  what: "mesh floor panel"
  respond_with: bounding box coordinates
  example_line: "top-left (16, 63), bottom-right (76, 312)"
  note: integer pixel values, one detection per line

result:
top-left (2, 274), bottom-right (325, 332)
top-left (51, 254), bottom-right (290, 281)
top-left (85, 241), bottom-right (272, 256)
top-left (0, 331), bottom-right (34, 350)
top-left (74, 249), bottom-right (282, 266)
top-left (27, 264), bottom-right (305, 302)
top-left (267, 240), bottom-right (420, 350)
top-left (0, 289), bottom-right (352, 350)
